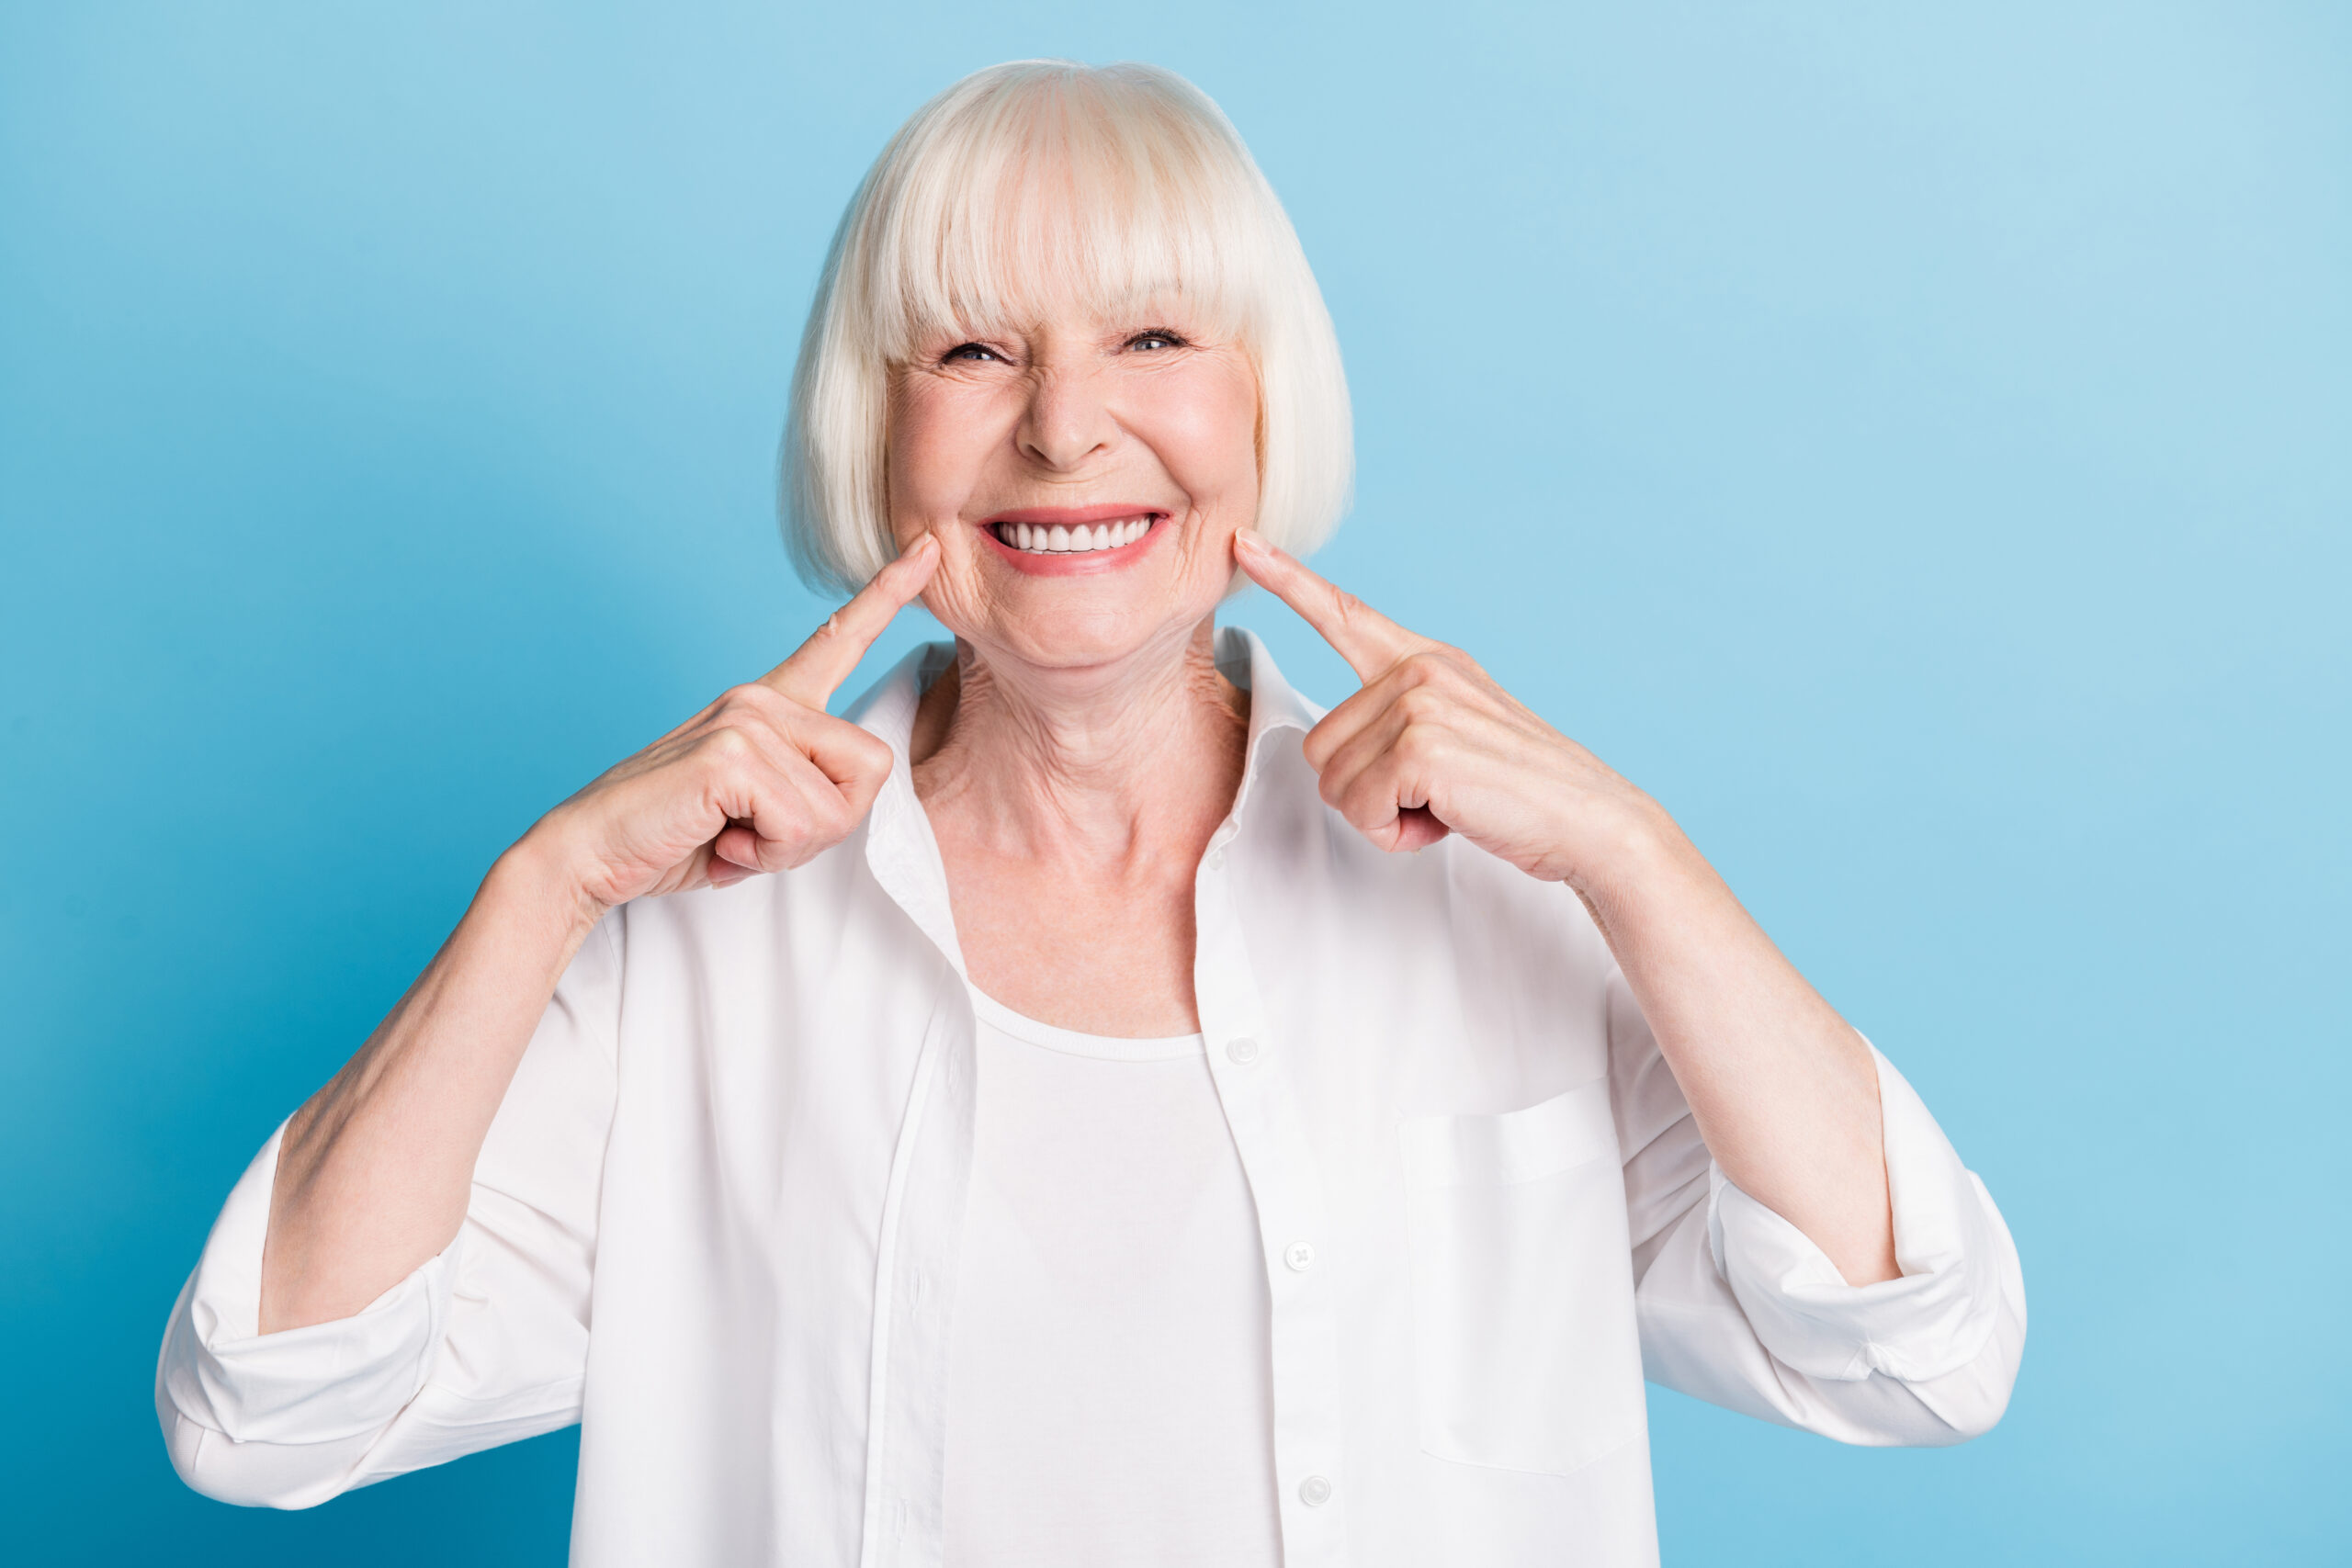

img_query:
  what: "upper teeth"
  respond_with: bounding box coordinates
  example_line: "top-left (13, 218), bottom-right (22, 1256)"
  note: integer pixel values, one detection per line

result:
top-left (995, 517), bottom-right (1154, 554)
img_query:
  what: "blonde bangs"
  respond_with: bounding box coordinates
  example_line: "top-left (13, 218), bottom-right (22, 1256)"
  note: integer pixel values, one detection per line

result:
top-left (786, 61), bottom-right (1351, 594)
top-left (861, 68), bottom-right (1267, 357)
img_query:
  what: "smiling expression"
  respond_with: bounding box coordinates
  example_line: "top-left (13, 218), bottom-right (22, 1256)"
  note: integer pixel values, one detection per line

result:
top-left (887, 306), bottom-right (1261, 673)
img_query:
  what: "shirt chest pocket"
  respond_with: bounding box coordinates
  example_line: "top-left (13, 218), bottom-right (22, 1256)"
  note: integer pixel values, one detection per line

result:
top-left (1398, 1077), bottom-right (1646, 1477)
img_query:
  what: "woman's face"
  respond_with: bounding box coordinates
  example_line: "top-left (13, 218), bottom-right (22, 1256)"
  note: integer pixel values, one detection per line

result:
top-left (887, 298), bottom-right (1260, 676)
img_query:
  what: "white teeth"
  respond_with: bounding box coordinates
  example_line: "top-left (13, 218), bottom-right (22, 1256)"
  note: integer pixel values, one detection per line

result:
top-left (996, 516), bottom-right (1156, 553)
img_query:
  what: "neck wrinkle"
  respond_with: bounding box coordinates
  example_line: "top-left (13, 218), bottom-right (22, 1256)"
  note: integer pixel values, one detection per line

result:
top-left (910, 617), bottom-right (1250, 864)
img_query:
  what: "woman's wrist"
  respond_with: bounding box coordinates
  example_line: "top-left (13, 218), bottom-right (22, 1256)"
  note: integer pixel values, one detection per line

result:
top-left (487, 817), bottom-right (614, 955)
top-left (1557, 791), bottom-right (1713, 933)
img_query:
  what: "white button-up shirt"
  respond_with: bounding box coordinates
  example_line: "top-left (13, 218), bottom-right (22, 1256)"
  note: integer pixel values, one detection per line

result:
top-left (156, 630), bottom-right (2027, 1568)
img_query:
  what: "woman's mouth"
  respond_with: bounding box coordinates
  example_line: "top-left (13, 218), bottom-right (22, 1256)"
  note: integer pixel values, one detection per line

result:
top-left (989, 514), bottom-right (1158, 555)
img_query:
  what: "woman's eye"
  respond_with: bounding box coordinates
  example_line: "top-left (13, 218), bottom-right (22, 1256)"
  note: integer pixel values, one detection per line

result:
top-left (1126, 331), bottom-right (1184, 352)
top-left (944, 343), bottom-right (1000, 364)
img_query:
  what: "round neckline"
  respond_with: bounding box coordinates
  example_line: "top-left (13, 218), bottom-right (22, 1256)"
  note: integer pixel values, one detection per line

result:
top-left (966, 985), bottom-right (1205, 1063)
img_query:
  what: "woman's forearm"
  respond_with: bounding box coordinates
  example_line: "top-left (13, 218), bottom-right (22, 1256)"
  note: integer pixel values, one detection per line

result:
top-left (1225, 536), bottom-right (1902, 1284)
top-left (1585, 811), bottom-right (1900, 1286)
top-left (258, 834), bottom-right (603, 1333)
top-left (253, 552), bottom-right (936, 1335)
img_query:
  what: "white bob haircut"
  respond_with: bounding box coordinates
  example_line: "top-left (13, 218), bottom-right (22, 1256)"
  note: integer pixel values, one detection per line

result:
top-left (781, 60), bottom-right (1353, 594)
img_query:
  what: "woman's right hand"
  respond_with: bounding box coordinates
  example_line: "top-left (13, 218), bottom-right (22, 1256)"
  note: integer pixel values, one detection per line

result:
top-left (527, 535), bottom-right (940, 916)
top-left (261, 536), bottom-right (939, 1334)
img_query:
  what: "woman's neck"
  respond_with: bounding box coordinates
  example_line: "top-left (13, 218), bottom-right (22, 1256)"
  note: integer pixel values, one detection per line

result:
top-left (910, 616), bottom-right (1247, 1034)
top-left (910, 616), bottom-right (1250, 866)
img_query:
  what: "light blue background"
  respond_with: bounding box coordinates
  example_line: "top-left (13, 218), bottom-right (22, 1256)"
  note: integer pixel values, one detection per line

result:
top-left (3, 4), bottom-right (2345, 1563)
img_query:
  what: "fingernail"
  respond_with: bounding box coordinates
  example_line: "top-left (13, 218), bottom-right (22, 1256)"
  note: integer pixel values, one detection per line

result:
top-left (1234, 527), bottom-right (1266, 554)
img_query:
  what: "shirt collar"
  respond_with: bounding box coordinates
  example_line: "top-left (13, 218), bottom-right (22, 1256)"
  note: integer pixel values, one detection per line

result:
top-left (843, 626), bottom-right (1325, 971)
top-left (1214, 624), bottom-right (1323, 833)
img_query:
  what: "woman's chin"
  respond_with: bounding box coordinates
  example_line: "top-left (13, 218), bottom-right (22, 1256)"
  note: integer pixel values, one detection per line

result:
top-left (929, 565), bottom-right (1226, 676)
top-left (955, 595), bottom-right (1216, 678)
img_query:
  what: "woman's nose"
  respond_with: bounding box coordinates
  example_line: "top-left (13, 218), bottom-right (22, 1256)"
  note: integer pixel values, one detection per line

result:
top-left (1015, 367), bottom-right (1116, 471)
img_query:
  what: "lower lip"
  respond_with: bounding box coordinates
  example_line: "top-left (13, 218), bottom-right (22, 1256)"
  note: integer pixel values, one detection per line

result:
top-left (981, 518), bottom-right (1168, 576)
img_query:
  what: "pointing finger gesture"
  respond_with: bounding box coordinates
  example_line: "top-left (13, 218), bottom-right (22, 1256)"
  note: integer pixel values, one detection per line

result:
top-left (1233, 527), bottom-right (1653, 885)
top-left (1229, 525), bottom-right (1434, 683)
top-left (758, 537), bottom-right (943, 711)
top-left (539, 535), bottom-right (942, 908)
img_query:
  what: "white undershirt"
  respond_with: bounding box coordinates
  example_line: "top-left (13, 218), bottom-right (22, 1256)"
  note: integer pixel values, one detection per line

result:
top-left (942, 987), bottom-right (1283, 1568)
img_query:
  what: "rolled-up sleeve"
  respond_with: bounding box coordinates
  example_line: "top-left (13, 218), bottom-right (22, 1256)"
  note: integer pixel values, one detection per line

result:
top-left (155, 911), bottom-right (623, 1507)
top-left (1615, 974), bottom-right (2026, 1445)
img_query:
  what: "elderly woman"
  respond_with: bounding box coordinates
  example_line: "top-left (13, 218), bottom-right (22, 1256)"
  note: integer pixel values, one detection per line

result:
top-left (158, 60), bottom-right (2023, 1568)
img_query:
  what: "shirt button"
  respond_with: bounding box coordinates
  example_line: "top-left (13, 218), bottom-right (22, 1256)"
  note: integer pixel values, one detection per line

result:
top-left (1205, 848), bottom-right (1227, 872)
top-left (1283, 1240), bottom-right (1316, 1272)
top-left (1298, 1474), bottom-right (1333, 1507)
top-left (1226, 1036), bottom-right (1260, 1066)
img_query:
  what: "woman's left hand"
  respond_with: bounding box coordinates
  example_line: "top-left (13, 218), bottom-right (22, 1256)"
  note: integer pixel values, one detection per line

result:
top-left (1234, 528), bottom-right (1673, 892)
top-left (1237, 527), bottom-right (1901, 1286)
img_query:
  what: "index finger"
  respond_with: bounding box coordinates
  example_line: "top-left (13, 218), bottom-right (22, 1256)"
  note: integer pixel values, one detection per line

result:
top-left (1232, 527), bottom-right (1422, 682)
top-left (761, 533), bottom-right (941, 708)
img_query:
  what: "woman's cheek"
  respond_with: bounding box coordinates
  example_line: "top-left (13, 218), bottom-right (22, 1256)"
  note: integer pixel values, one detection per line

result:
top-left (916, 561), bottom-right (979, 634)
